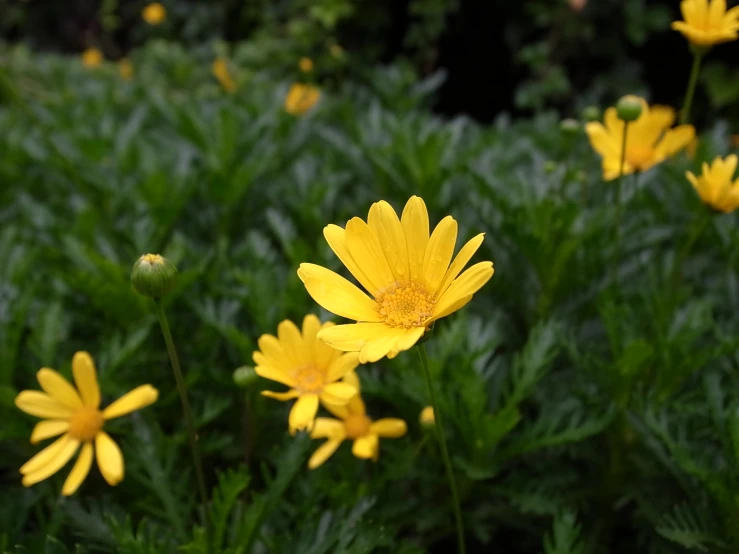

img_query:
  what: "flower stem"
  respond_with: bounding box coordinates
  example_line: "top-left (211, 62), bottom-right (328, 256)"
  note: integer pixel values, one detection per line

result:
top-left (612, 122), bottom-right (629, 288)
top-left (669, 208), bottom-right (711, 294)
top-left (680, 50), bottom-right (703, 125)
top-left (153, 299), bottom-right (211, 546)
top-left (417, 344), bottom-right (466, 554)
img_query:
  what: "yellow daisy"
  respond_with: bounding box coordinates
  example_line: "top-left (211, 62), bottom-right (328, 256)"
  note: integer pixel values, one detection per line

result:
top-left (586, 97), bottom-right (696, 181)
top-left (672, 0), bottom-right (739, 47)
top-left (254, 315), bottom-right (360, 433)
top-left (308, 372), bottom-right (407, 469)
top-left (15, 352), bottom-right (158, 496)
top-left (284, 83), bottom-right (320, 116)
top-left (81, 48), bottom-right (103, 69)
top-left (686, 154), bottom-right (739, 213)
top-left (142, 2), bottom-right (167, 25)
top-left (297, 196), bottom-right (494, 363)
top-left (212, 57), bottom-right (236, 93)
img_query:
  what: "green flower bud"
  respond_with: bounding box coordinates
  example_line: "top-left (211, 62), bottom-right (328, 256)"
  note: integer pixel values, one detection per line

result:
top-left (544, 160), bottom-right (558, 174)
top-left (233, 366), bottom-right (259, 388)
top-left (616, 95), bottom-right (643, 122)
top-left (582, 106), bottom-right (601, 122)
top-left (131, 254), bottom-right (177, 299)
top-left (560, 118), bottom-right (580, 136)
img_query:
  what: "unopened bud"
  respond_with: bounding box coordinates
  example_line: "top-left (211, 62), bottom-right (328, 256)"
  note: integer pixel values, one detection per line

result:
top-left (582, 106), bottom-right (601, 122)
top-left (419, 406), bottom-right (435, 428)
top-left (131, 254), bottom-right (177, 299)
top-left (233, 366), bottom-right (259, 388)
top-left (560, 118), bottom-right (580, 136)
top-left (616, 95), bottom-right (643, 122)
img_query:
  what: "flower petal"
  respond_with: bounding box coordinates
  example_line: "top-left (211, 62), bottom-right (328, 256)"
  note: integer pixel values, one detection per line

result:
top-left (310, 417), bottom-right (346, 439)
top-left (30, 420), bottom-right (70, 444)
top-left (288, 394), bottom-right (319, 433)
top-left (324, 224), bottom-right (378, 296)
top-left (95, 431), bottom-right (124, 486)
top-left (308, 438), bottom-right (343, 469)
top-left (302, 314), bottom-right (322, 363)
top-left (297, 264), bottom-right (382, 322)
top-left (325, 352), bottom-right (360, 382)
top-left (21, 433), bottom-right (73, 474)
top-left (278, 319), bottom-right (309, 369)
top-left (352, 434), bottom-right (379, 459)
top-left (61, 442), bottom-right (94, 496)
top-left (15, 391), bottom-right (72, 419)
top-left (401, 196), bottom-right (430, 282)
top-left (370, 418), bottom-right (408, 438)
top-left (36, 369), bottom-right (83, 410)
top-left (321, 382), bottom-right (357, 404)
top-left (254, 334), bottom-right (291, 370)
top-left (317, 322), bottom-right (394, 353)
top-left (367, 200), bottom-right (410, 282)
top-left (437, 233), bottom-right (485, 298)
top-left (254, 364), bottom-right (296, 387)
top-left (422, 216), bottom-right (458, 296)
top-left (261, 389), bottom-right (300, 401)
top-left (656, 125), bottom-right (696, 158)
top-left (102, 385), bottom-right (158, 420)
top-left (345, 217), bottom-right (395, 294)
top-left (21, 436), bottom-right (80, 487)
top-left (433, 261), bottom-right (494, 321)
top-left (73, 351), bottom-right (101, 409)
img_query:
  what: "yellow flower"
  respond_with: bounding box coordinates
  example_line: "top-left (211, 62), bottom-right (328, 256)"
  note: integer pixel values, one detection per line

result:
top-left (254, 315), bottom-right (360, 433)
top-left (142, 2), bottom-right (167, 25)
top-left (308, 372), bottom-right (407, 469)
top-left (299, 57), bottom-right (314, 72)
top-left (686, 154), bottom-right (739, 213)
top-left (298, 196), bottom-right (494, 363)
top-left (419, 405), bottom-right (435, 426)
top-left (14, 352), bottom-right (158, 496)
top-left (118, 58), bottom-right (134, 81)
top-left (585, 97), bottom-right (696, 181)
top-left (212, 57), bottom-right (236, 93)
top-left (672, 0), bottom-right (739, 47)
top-left (284, 83), bottom-right (320, 116)
top-left (81, 48), bottom-right (103, 68)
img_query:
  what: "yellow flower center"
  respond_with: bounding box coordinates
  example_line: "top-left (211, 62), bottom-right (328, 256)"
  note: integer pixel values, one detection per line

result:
top-left (292, 364), bottom-right (325, 394)
top-left (141, 253), bottom-right (164, 265)
top-left (627, 146), bottom-right (655, 169)
top-left (344, 414), bottom-right (372, 439)
top-left (375, 281), bottom-right (435, 328)
top-left (68, 408), bottom-right (104, 442)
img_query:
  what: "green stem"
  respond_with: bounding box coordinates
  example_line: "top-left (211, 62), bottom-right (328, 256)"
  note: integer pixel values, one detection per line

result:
top-left (669, 209), bottom-right (711, 293)
top-left (681, 50), bottom-right (703, 125)
top-left (153, 299), bottom-right (211, 546)
top-left (417, 344), bottom-right (466, 554)
top-left (612, 122), bottom-right (629, 288)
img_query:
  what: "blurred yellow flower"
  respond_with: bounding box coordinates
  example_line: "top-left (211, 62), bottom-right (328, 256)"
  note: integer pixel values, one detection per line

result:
top-left (118, 58), bottom-right (134, 81)
top-left (308, 372), bottom-right (407, 469)
top-left (284, 83), bottom-right (320, 116)
top-left (585, 97), bottom-right (696, 181)
top-left (298, 196), bottom-right (494, 363)
top-left (254, 315), bottom-right (360, 434)
top-left (212, 57), bottom-right (236, 92)
top-left (81, 48), bottom-right (103, 68)
top-left (419, 405), bottom-right (435, 426)
top-left (15, 352), bottom-right (158, 496)
top-left (142, 2), bottom-right (167, 25)
top-left (299, 57), bottom-right (314, 72)
top-left (672, 0), bottom-right (739, 47)
top-left (686, 154), bottom-right (739, 213)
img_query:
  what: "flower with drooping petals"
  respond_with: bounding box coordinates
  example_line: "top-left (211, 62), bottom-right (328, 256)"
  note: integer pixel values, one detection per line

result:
top-left (284, 83), bottom-right (320, 116)
top-left (687, 154), bottom-right (739, 213)
top-left (297, 196), bottom-right (494, 363)
top-left (309, 372), bottom-right (406, 468)
top-left (142, 2), bottom-right (167, 25)
top-left (254, 315), bottom-right (360, 433)
top-left (15, 352), bottom-right (158, 495)
top-left (672, 0), bottom-right (739, 47)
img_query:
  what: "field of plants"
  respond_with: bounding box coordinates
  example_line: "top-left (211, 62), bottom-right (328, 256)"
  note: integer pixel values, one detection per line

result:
top-left (2, 1), bottom-right (739, 553)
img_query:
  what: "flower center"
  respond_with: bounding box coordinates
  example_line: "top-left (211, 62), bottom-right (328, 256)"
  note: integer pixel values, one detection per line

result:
top-left (627, 146), bottom-right (655, 169)
top-left (375, 281), bottom-right (435, 328)
top-left (292, 364), bottom-right (325, 394)
top-left (68, 408), bottom-right (104, 442)
top-left (344, 414), bottom-right (372, 439)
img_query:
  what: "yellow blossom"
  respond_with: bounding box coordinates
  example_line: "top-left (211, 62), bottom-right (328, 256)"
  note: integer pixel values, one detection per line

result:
top-left (254, 315), bottom-right (360, 433)
top-left (15, 352), bottom-right (158, 495)
top-left (212, 57), bottom-right (236, 93)
top-left (284, 83), bottom-right (320, 116)
top-left (419, 406), bottom-right (435, 426)
top-left (686, 154), bottom-right (739, 213)
top-left (81, 48), bottom-right (103, 68)
top-left (308, 372), bottom-right (407, 468)
top-left (299, 57), bottom-right (314, 72)
top-left (585, 97), bottom-right (696, 181)
top-left (142, 2), bottom-right (167, 25)
top-left (118, 58), bottom-right (134, 81)
top-left (672, 0), bottom-right (739, 47)
top-left (298, 196), bottom-right (494, 363)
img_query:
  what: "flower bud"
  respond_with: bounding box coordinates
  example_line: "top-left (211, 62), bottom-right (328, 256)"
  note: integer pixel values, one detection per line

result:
top-left (419, 406), bottom-right (435, 428)
top-left (233, 366), bottom-right (259, 388)
top-left (560, 118), bottom-right (580, 136)
top-left (131, 254), bottom-right (177, 299)
top-left (582, 106), bottom-right (601, 122)
top-left (616, 95), bottom-right (643, 122)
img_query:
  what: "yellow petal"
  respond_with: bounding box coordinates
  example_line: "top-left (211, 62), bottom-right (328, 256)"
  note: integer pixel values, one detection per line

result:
top-left (15, 390), bottom-right (72, 419)
top-left (288, 394), bottom-right (319, 432)
top-left (352, 434), bottom-right (379, 459)
top-left (437, 233), bottom-right (485, 298)
top-left (30, 420), bottom-right (70, 444)
top-left (73, 351), bottom-right (101, 409)
top-left (422, 216), bottom-right (458, 296)
top-left (324, 224), bottom-right (378, 296)
top-left (261, 389), bottom-right (300, 401)
top-left (357, 332), bottom-right (408, 364)
top-left (302, 314), bottom-right (322, 363)
top-left (278, 319), bottom-right (308, 368)
top-left (21, 436), bottom-right (80, 487)
top-left (61, 442), bottom-right (93, 496)
top-left (342, 370), bottom-right (361, 392)
top-left (656, 125), bottom-right (695, 159)
top-left (20, 433), bottom-right (73, 474)
top-left (323, 400), bottom-right (350, 420)
top-left (308, 438), bottom-right (343, 469)
top-left (254, 364), bottom-right (296, 387)
top-left (36, 369), bottom-right (83, 410)
top-left (370, 418), bottom-right (408, 438)
top-left (367, 200), bottom-right (410, 282)
top-left (95, 431), bottom-right (124, 486)
top-left (255, 334), bottom-right (291, 370)
top-left (401, 196), bottom-right (429, 282)
top-left (315, 321), bottom-right (341, 370)
top-left (102, 385), bottom-right (158, 420)
top-left (320, 382), bottom-right (357, 404)
top-left (709, 0), bottom-right (726, 27)
top-left (317, 322), bottom-right (393, 353)
top-left (433, 261), bottom-right (494, 321)
top-left (310, 417), bottom-right (346, 439)
top-left (585, 122), bottom-right (618, 160)
top-left (325, 352), bottom-right (360, 382)
top-left (345, 217), bottom-right (396, 294)
top-left (298, 264), bottom-right (382, 322)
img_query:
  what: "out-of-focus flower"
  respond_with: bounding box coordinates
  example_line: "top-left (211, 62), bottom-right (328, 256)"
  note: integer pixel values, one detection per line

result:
top-left (672, 0), bottom-right (739, 47)
top-left (118, 58), bottom-right (134, 81)
top-left (142, 2), bottom-right (167, 25)
top-left (284, 83), bottom-right (320, 116)
top-left (329, 44), bottom-right (344, 58)
top-left (686, 154), bottom-right (739, 213)
top-left (586, 97), bottom-right (696, 180)
top-left (299, 57), bottom-right (314, 72)
top-left (15, 352), bottom-right (158, 495)
top-left (308, 372), bottom-right (407, 468)
top-left (82, 48), bottom-right (103, 68)
top-left (419, 406), bottom-right (435, 427)
top-left (212, 57), bottom-right (236, 92)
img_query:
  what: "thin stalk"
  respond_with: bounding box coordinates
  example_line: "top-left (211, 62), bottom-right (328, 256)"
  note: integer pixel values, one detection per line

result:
top-left (153, 299), bottom-right (211, 546)
top-left (417, 344), bottom-right (466, 554)
top-left (669, 209), bottom-right (712, 293)
top-left (680, 50), bottom-right (703, 124)
top-left (612, 122), bottom-right (629, 287)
